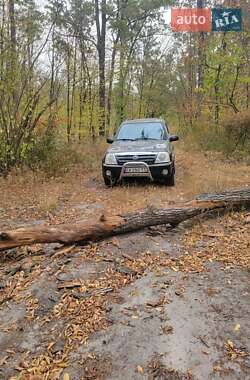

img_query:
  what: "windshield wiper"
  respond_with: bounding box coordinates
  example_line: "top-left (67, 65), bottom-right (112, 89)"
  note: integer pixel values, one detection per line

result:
top-left (116, 138), bottom-right (135, 141)
top-left (133, 138), bottom-right (159, 141)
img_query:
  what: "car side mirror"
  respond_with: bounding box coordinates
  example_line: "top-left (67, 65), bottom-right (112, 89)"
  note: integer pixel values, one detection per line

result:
top-left (169, 135), bottom-right (179, 142)
top-left (106, 137), bottom-right (114, 144)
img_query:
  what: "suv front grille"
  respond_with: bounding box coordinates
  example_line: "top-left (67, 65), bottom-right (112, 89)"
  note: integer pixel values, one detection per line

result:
top-left (116, 154), bottom-right (157, 165)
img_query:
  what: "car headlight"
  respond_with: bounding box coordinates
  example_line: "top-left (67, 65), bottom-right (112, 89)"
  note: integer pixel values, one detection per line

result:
top-left (155, 152), bottom-right (170, 163)
top-left (104, 153), bottom-right (117, 165)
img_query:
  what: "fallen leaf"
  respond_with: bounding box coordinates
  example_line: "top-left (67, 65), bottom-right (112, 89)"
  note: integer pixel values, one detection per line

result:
top-left (234, 324), bottom-right (240, 332)
top-left (162, 324), bottom-right (173, 334)
top-left (213, 365), bottom-right (222, 372)
top-left (136, 365), bottom-right (144, 374)
top-left (6, 350), bottom-right (15, 354)
top-left (132, 315), bottom-right (139, 319)
top-left (171, 266), bottom-right (179, 272)
top-left (146, 296), bottom-right (165, 308)
top-left (202, 350), bottom-right (210, 355)
top-left (0, 356), bottom-right (8, 366)
top-left (227, 339), bottom-right (234, 349)
top-left (130, 289), bottom-right (140, 297)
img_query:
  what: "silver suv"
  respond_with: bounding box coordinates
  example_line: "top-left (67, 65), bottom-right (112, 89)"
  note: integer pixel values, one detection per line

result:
top-left (102, 118), bottom-right (179, 186)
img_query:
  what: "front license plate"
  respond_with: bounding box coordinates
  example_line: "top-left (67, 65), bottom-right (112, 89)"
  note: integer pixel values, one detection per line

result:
top-left (125, 167), bottom-right (148, 173)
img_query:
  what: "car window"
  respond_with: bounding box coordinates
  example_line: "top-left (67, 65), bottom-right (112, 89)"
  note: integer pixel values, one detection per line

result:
top-left (116, 122), bottom-right (166, 141)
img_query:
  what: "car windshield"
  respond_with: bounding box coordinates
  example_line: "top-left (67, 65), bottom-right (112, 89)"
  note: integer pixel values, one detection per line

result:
top-left (116, 122), bottom-right (165, 141)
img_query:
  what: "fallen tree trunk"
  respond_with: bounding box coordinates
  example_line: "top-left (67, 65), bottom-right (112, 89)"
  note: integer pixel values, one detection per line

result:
top-left (0, 187), bottom-right (250, 251)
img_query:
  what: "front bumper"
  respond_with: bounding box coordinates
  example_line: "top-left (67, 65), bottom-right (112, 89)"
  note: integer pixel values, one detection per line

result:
top-left (102, 162), bottom-right (173, 182)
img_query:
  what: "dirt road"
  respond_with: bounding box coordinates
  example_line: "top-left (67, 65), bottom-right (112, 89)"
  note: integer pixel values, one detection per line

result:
top-left (0, 149), bottom-right (249, 379)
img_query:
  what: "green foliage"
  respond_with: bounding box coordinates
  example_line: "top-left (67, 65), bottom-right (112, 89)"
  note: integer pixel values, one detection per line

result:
top-left (1, 0), bottom-right (249, 177)
top-left (222, 110), bottom-right (250, 154)
top-left (24, 133), bottom-right (83, 176)
top-left (22, 131), bottom-right (106, 177)
top-left (178, 112), bottom-right (250, 157)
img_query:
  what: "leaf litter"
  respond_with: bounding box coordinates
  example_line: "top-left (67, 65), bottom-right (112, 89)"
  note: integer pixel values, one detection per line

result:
top-left (0, 212), bottom-right (249, 379)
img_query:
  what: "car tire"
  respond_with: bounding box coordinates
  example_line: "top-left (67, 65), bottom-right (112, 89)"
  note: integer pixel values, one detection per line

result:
top-left (164, 164), bottom-right (175, 186)
top-left (103, 175), bottom-right (116, 187)
top-left (165, 172), bottom-right (175, 186)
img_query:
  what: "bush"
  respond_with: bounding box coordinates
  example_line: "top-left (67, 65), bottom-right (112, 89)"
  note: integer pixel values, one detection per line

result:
top-left (25, 132), bottom-right (106, 177)
top-left (222, 110), bottom-right (250, 153)
top-left (178, 111), bottom-right (250, 157)
top-left (177, 118), bottom-right (224, 151)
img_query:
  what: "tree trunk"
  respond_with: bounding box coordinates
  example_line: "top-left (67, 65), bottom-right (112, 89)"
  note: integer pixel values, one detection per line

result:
top-left (48, 25), bottom-right (56, 131)
top-left (66, 44), bottom-right (71, 143)
top-left (214, 63), bottom-right (221, 125)
top-left (107, 33), bottom-right (119, 132)
top-left (0, 0), bottom-right (5, 101)
top-left (0, 188), bottom-right (249, 251)
top-left (214, 35), bottom-right (227, 125)
top-left (116, 45), bottom-right (125, 125)
top-left (8, 0), bottom-right (18, 106)
top-left (197, 0), bottom-right (205, 90)
top-left (247, 83), bottom-right (249, 109)
top-left (78, 63), bottom-right (87, 142)
top-left (69, 38), bottom-right (77, 137)
top-left (95, 0), bottom-right (106, 136)
top-left (196, 28), bottom-right (206, 117)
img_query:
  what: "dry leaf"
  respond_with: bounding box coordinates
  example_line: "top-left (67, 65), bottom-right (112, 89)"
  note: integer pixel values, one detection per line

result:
top-left (234, 324), bottom-right (240, 331)
top-left (171, 266), bottom-right (179, 272)
top-left (202, 350), bottom-right (210, 355)
top-left (213, 365), bottom-right (222, 372)
top-left (136, 365), bottom-right (144, 374)
top-left (162, 324), bottom-right (173, 334)
top-left (146, 296), bottom-right (165, 308)
top-left (227, 339), bottom-right (234, 349)
top-left (0, 356), bottom-right (8, 366)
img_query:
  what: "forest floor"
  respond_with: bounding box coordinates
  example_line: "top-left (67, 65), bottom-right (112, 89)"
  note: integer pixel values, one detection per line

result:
top-left (0, 147), bottom-right (249, 380)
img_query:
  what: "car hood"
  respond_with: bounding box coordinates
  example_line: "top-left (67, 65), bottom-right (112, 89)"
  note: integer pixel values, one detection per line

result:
top-left (107, 140), bottom-right (171, 154)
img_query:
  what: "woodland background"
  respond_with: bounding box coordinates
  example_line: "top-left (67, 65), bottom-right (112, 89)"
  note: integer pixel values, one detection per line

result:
top-left (0, 0), bottom-right (249, 176)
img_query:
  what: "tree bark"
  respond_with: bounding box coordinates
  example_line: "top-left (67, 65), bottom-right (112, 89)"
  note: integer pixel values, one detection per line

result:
top-left (66, 43), bottom-right (71, 143)
top-left (197, 0), bottom-right (205, 91)
top-left (8, 0), bottom-right (18, 105)
top-left (95, 0), bottom-right (107, 136)
top-left (69, 38), bottom-right (77, 135)
top-left (107, 33), bottom-right (119, 132)
top-left (0, 188), bottom-right (250, 251)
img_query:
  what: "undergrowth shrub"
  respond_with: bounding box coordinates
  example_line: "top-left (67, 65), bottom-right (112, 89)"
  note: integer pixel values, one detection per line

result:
top-left (222, 110), bottom-right (250, 154)
top-left (178, 112), bottom-right (250, 158)
top-left (25, 132), bottom-right (106, 177)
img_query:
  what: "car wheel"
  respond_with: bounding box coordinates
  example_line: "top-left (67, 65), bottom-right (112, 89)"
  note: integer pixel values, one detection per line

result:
top-left (103, 175), bottom-right (116, 187)
top-left (165, 172), bottom-right (175, 186)
top-left (164, 165), bottom-right (175, 186)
